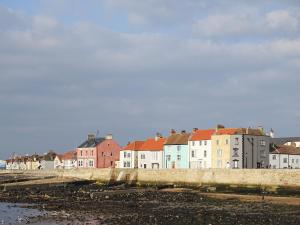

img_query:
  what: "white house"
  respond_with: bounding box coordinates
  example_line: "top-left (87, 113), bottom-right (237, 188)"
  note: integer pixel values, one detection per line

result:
top-left (269, 145), bottom-right (300, 169)
top-left (62, 150), bottom-right (77, 169)
top-left (189, 129), bottom-right (215, 169)
top-left (119, 141), bottom-right (145, 168)
top-left (137, 135), bottom-right (165, 169)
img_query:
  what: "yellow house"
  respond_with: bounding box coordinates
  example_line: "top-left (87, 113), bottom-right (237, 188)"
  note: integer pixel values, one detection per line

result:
top-left (211, 128), bottom-right (238, 168)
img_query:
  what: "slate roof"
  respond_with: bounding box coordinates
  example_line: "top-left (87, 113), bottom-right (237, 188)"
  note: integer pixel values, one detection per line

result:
top-left (190, 129), bottom-right (215, 141)
top-left (165, 133), bottom-right (191, 145)
top-left (271, 137), bottom-right (300, 146)
top-left (270, 145), bottom-right (300, 155)
top-left (78, 137), bottom-right (105, 148)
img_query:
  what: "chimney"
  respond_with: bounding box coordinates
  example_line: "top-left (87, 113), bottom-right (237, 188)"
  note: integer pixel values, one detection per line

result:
top-left (258, 126), bottom-right (264, 134)
top-left (216, 124), bottom-right (225, 132)
top-left (170, 129), bottom-right (176, 135)
top-left (269, 128), bottom-right (274, 138)
top-left (105, 134), bottom-right (113, 140)
top-left (181, 130), bottom-right (186, 134)
top-left (193, 128), bottom-right (198, 133)
top-left (155, 132), bottom-right (162, 141)
top-left (88, 134), bottom-right (96, 141)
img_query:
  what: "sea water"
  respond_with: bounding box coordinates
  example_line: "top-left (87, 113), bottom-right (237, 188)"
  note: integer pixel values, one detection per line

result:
top-left (0, 202), bottom-right (53, 225)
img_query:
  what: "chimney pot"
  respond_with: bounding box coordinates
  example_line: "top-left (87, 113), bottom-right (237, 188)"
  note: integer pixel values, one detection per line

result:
top-left (105, 134), bottom-right (113, 140)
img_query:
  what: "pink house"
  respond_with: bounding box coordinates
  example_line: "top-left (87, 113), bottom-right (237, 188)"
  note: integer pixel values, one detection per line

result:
top-left (77, 134), bottom-right (121, 168)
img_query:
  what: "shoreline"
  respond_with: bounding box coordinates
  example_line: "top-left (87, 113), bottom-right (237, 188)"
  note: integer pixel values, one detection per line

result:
top-left (1, 173), bottom-right (300, 224)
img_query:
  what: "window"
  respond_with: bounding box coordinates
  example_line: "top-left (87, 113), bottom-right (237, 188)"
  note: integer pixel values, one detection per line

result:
top-left (166, 155), bottom-right (171, 161)
top-left (233, 148), bottom-right (239, 157)
top-left (102, 152), bottom-right (104, 156)
top-left (199, 141), bottom-right (202, 146)
top-left (110, 152), bottom-right (113, 156)
top-left (204, 151), bottom-right (207, 158)
top-left (141, 154), bottom-right (145, 159)
top-left (126, 162), bottom-right (131, 167)
top-left (260, 140), bottom-right (266, 146)
top-left (177, 146), bottom-right (181, 151)
top-left (86, 150), bottom-right (88, 155)
top-left (272, 155), bottom-right (276, 160)
top-left (217, 149), bottom-right (222, 157)
top-left (204, 140), bottom-right (207, 145)
top-left (78, 160), bottom-right (83, 167)
top-left (283, 158), bottom-right (288, 163)
top-left (216, 140), bottom-right (219, 145)
top-left (91, 150), bottom-right (93, 156)
top-left (110, 161), bottom-right (113, 166)
top-left (235, 138), bottom-right (239, 145)
top-left (144, 164), bottom-right (147, 169)
top-left (292, 159), bottom-right (295, 163)
top-left (123, 162), bottom-right (127, 167)
top-left (177, 155), bottom-right (181, 161)
top-left (226, 139), bottom-right (229, 145)
top-left (297, 159), bottom-right (299, 163)
top-left (191, 151), bottom-right (195, 158)
top-left (260, 150), bottom-right (266, 157)
top-left (80, 150), bottom-right (83, 157)
top-left (89, 160), bottom-right (94, 167)
top-left (272, 165), bottom-right (276, 169)
top-left (192, 141), bottom-right (195, 146)
top-left (233, 160), bottom-right (239, 169)
top-left (127, 152), bottom-right (131, 158)
top-left (217, 160), bottom-right (222, 168)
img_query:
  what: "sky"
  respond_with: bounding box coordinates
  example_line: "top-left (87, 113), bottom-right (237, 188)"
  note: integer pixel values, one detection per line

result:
top-left (1, 0), bottom-right (300, 159)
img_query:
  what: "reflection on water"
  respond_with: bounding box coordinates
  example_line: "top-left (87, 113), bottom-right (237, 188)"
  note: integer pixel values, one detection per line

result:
top-left (0, 202), bottom-right (50, 225)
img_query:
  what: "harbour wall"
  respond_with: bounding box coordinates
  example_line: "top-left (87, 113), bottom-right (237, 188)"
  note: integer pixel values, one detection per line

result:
top-left (3, 169), bottom-right (300, 191)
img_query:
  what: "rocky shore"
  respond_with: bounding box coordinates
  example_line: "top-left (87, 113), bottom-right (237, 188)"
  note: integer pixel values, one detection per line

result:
top-left (0, 174), bottom-right (300, 225)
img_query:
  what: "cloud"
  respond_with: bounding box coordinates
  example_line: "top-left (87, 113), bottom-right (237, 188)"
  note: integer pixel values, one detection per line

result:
top-left (1, 2), bottom-right (300, 159)
top-left (193, 9), bottom-right (300, 38)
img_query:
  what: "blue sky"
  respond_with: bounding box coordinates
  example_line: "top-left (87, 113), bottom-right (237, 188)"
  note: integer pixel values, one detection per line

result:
top-left (1, 0), bottom-right (300, 159)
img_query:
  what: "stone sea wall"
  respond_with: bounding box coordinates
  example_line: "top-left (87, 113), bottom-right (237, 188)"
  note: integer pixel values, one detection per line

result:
top-left (7, 169), bottom-right (300, 189)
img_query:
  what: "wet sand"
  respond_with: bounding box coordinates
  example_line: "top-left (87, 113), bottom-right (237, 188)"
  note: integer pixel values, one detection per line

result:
top-left (1, 174), bottom-right (300, 225)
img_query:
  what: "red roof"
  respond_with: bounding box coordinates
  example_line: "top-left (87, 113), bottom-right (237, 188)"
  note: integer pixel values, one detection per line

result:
top-left (62, 150), bottom-right (77, 160)
top-left (190, 129), bottom-right (215, 141)
top-left (140, 137), bottom-right (166, 151)
top-left (123, 141), bottom-right (145, 151)
top-left (215, 128), bottom-right (239, 135)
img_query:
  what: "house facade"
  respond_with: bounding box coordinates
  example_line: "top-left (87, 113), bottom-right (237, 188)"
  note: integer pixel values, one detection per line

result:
top-left (62, 150), bottom-right (77, 169)
top-left (189, 129), bottom-right (215, 169)
top-left (96, 134), bottom-right (122, 168)
top-left (77, 134), bottom-right (121, 169)
top-left (77, 134), bottom-right (102, 168)
top-left (211, 127), bottom-right (270, 169)
top-left (138, 135), bottom-right (165, 169)
top-left (269, 145), bottom-right (300, 169)
top-left (163, 130), bottom-right (190, 169)
top-left (119, 141), bottom-right (145, 168)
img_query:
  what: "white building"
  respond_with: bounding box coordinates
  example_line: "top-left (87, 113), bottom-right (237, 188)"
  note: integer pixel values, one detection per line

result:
top-left (269, 145), bottom-right (300, 169)
top-left (119, 141), bottom-right (145, 168)
top-left (189, 129), bottom-right (215, 169)
top-left (137, 136), bottom-right (165, 169)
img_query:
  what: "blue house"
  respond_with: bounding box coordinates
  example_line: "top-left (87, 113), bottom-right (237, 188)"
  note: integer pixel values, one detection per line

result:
top-left (163, 130), bottom-right (191, 169)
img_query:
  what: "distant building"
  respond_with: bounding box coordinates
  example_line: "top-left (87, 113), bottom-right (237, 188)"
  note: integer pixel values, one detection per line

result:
top-left (0, 160), bottom-right (5, 169)
top-left (271, 137), bottom-right (300, 148)
top-left (137, 134), bottom-right (165, 169)
top-left (120, 141), bottom-right (145, 168)
top-left (163, 130), bottom-right (190, 169)
top-left (211, 127), bottom-right (270, 169)
top-left (77, 134), bottom-right (121, 168)
top-left (269, 145), bottom-right (300, 169)
top-left (40, 151), bottom-right (57, 170)
top-left (189, 128), bottom-right (215, 169)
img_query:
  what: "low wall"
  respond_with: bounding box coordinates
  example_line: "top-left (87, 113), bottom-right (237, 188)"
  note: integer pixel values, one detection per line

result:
top-left (13, 169), bottom-right (300, 189)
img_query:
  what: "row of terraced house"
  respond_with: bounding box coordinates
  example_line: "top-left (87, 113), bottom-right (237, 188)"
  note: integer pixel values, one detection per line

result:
top-left (5, 125), bottom-right (300, 170)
